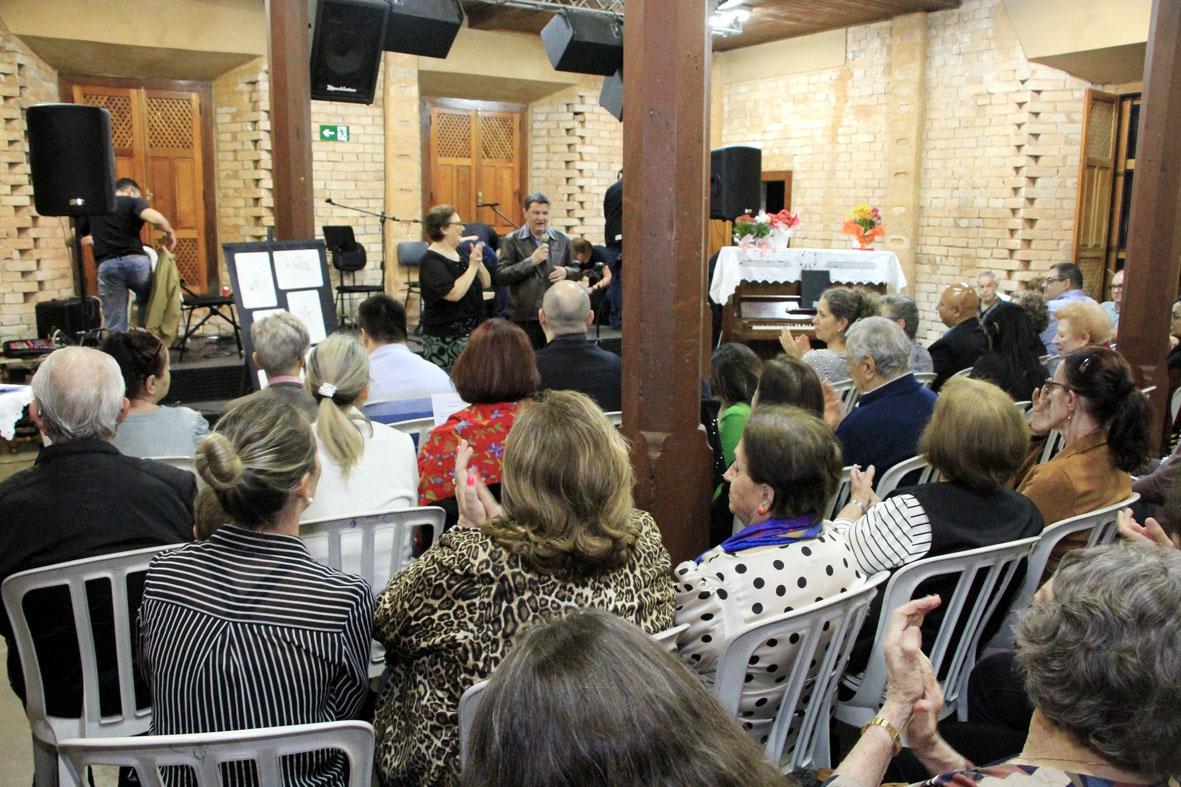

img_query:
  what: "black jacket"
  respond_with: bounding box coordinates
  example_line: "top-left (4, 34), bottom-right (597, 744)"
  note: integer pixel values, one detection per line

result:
top-left (535, 334), bottom-right (622, 412)
top-left (929, 319), bottom-right (988, 391)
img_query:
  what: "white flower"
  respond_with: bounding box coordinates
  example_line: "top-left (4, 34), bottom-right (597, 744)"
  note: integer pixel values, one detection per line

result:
top-left (755, 211), bottom-right (770, 224)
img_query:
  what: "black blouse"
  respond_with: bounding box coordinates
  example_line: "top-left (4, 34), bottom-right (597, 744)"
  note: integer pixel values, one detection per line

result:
top-left (419, 248), bottom-right (484, 337)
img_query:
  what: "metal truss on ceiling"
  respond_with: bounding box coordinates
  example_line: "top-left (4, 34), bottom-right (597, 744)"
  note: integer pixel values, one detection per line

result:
top-left (477, 0), bottom-right (625, 17)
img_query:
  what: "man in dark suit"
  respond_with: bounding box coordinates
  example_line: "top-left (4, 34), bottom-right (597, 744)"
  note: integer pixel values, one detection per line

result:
top-left (496, 192), bottom-right (580, 349)
top-left (603, 173), bottom-right (623, 328)
top-left (0, 347), bottom-right (195, 716)
top-left (929, 282), bottom-right (988, 391)
top-left (534, 280), bottom-right (622, 411)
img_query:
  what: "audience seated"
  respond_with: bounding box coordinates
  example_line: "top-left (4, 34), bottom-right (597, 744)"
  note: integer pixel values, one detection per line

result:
top-left (751, 355), bottom-right (825, 417)
top-left (357, 294), bottom-right (453, 422)
top-left (372, 390), bottom-right (674, 785)
top-left (417, 318), bottom-right (539, 527)
top-left (0, 347), bottom-right (194, 716)
top-left (710, 343), bottom-right (762, 470)
top-left (463, 610), bottom-right (785, 787)
top-left (1017, 347), bottom-right (1150, 573)
top-left (1013, 290), bottom-right (1050, 341)
top-left (100, 329), bottom-right (208, 457)
top-left (139, 396), bottom-right (372, 786)
top-left (1052, 299), bottom-right (1113, 355)
top-left (675, 405), bottom-right (862, 744)
top-left (928, 283), bottom-right (987, 391)
top-left (235, 311), bottom-right (317, 419)
top-left (834, 316), bottom-right (937, 481)
top-left (300, 332), bottom-right (417, 522)
top-left (534, 280), bottom-right (621, 411)
top-left (832, 378), bottom-right (1043, 665)
top-left (976, 269), bottom-right (1010, 321)
top-left (780, 286), bottom-right (879, 383)
top-left (970, 301), bottom-right (1047, 401)
top-left (880, 294), bottom-right (933, 374)
top-left (1040, 262), bottom-right (1097, 355)
top-left (1100, 267), bottom-right (1122, 334)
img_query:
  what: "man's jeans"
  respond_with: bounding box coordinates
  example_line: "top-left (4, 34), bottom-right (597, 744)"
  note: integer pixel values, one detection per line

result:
top-left (98, 254), bottom-right (151, 333)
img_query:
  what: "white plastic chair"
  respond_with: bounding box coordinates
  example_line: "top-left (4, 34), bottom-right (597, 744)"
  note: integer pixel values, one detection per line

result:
top-left (713, 572), bottom-right (890, 770)
top-left (144, 456), bottom-right (196, 477)
top-left (389, 416), bottom-right (436, 454)
top-left (2, 545), bottom-right (179, 787)
top-left (951, 367), bottom-right (972, 379)
top-left (986, 494), bottom-right (1136, 653)
top-left (874, 455), bottom-right (941, 499)
top-left (603, 410), bottom-right (623, 427)
top-left (831, 379), bottom-right (859, 411)
top-left (834, 536), bottom-right (1039, 727)
top-left (1038, 430), bottom-right (1066, 464)
top-left (1013, 400), bottom-right (1032, 413)
top-left (913, 372), bottom-right (936, 388)
top-left (1172, 387), bottom-right (1181, 424)
top-left (59, 720), bottom-right (375, 787)
top-left (1038, 353), bottom-right (1056, 365)
top-left (825, 466), bottom-right (854, 521)
top-left (301, 506), bottom-right (444, 678)
top-left (1140, 385), bottom-right (1157, 397)
top-left (653, 622), bottom-right (687, 653)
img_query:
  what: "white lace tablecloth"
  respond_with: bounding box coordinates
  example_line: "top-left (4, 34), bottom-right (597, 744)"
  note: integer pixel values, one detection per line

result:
top-left (0, 385), bottom-right (33, 440)
top-left (709, 246), bottom-right (908, 304)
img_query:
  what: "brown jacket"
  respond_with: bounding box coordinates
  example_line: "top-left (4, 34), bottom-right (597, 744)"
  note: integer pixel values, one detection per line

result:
top-left (1017, 430), bottom-right (1131, 575)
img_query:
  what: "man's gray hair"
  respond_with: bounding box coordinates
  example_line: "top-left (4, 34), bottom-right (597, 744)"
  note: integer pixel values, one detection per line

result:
top-left (977, 270), bottom-right (997, 283)
top-left (880, 295), bottom-right (920, 340)
top-left (1016, 544), bottom-right (1181, 776)
top-left (845, 316), bottom-right (911, 378)
top-left (30, 347), bottom-right (125, 442)
top-left (251, 312), bottom-right (310, 376)
top-left (542, 281), bottom-right (591, 337)
top-left (523, 192), bottom-right (550, 210)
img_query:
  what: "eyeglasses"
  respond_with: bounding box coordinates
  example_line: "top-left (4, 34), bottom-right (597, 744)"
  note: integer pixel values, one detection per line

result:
top-left (1042, 378), bottom-right (1071, 394)
top-left (1043, 276), bottom-right (1065, 284)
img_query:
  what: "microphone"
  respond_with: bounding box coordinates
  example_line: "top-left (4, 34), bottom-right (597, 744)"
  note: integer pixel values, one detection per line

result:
top-left (476, 201), bottom-right (499, 208)
top-left (325, 198), bottom-right (334, 205)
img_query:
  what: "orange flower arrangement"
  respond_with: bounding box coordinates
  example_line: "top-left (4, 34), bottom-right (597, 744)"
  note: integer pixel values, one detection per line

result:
top-left (842, 204), bottom-right (885, 250)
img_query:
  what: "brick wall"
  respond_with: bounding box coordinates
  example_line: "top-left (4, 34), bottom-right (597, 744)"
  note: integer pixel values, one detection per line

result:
top-left (528, 77), bottom-right (622, 246)
top-left (0, 21), bottom-right (72, 341)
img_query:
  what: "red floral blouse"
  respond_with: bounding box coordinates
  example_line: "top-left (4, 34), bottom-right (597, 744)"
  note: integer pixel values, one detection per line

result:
top-left (417, 401), bottom-right (520, 505)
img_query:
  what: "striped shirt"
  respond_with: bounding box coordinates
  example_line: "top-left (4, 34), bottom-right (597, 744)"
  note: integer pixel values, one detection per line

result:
top-left (832, 493), bottom-right (933, 573)
top-left (139, 526), bottom-right (373, 787)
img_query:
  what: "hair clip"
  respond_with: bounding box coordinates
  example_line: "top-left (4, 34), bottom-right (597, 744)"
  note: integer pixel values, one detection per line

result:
top-left (317, 382), bottom-right (337, 398)
top-left (1078, 356), bottom-right (1092, 374)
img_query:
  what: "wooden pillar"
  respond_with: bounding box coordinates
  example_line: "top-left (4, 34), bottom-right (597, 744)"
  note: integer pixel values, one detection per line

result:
top-left (621, 0), bottom-right (712, 565)
top-left (266, 0), bottom-right (315, 239)
top-left (1118, 0), bottom-right (1181, 450)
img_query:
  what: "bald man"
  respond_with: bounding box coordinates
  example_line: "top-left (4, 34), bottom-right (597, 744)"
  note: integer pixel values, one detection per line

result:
top-left (928, 283), bottom-right (988, 391)
top-left (534, 280), bottom-right (621, 411)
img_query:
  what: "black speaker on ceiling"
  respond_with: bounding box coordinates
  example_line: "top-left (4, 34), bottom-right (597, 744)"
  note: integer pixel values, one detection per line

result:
top-left (599, 68), bottom-right (622, 121)
top-left (541, 9), bottom-right (623, 77)
top-left (26, 104), bottom-right (115, 217)
top-left (383, 0), bottom-right (465, 59)
top-left (709, 146), bottom-right (762, 221)
top-left (310, 0), bottom-right (389, 104)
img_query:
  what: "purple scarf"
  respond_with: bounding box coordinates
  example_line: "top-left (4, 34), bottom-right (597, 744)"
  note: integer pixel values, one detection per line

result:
top-left (697, 513), bottom-right (822, 563)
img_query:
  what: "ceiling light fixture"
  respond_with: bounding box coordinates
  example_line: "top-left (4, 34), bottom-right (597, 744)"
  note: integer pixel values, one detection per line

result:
top-left (710, 2), bottom-right (751, 36)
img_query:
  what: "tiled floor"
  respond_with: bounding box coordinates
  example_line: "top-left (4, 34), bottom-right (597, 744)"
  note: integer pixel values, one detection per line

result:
top-left (0, 641), bottom-right (34, 783)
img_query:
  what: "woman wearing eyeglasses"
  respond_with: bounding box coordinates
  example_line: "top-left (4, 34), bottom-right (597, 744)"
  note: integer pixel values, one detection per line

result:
top-left (1017, 346), bottom-right (1150, 574)
top-left (419, 204), bottom-right (492, 371)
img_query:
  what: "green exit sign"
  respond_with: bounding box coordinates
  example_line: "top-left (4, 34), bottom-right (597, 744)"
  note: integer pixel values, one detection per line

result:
top-left (319, 124), bottom-right (350, 142)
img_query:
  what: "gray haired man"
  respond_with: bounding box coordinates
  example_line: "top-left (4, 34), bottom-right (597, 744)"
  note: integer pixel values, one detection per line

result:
top-left (881, 294), bottom-right (933, 374)
top-left (239, 311), bottom-right (317, 418)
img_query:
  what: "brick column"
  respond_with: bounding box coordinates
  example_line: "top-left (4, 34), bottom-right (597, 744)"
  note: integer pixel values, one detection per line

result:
top-left (884, 13), bottom-right (926, 291)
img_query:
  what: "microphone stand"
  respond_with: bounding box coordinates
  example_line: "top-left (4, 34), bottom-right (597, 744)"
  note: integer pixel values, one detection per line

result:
top-left (478, 203), bottom-right (520, 231)
top-left (325, 197), bottom-right (420, 325)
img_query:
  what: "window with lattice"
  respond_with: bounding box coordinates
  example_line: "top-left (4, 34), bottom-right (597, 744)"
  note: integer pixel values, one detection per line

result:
top-left (173, 238), bottom-right (200, 285)
top-left (480, 116), bottom-right (516, 162)
top-left (435, 113), bottom-right (472, 158)
top-left (80, 93), bottom-right (133, 148)
top-left (147, 97), bottom-right (194, 150)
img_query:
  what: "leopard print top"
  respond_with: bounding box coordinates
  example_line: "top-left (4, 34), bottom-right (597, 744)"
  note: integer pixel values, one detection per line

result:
top-left (371, 509), bottom-right (675, 786)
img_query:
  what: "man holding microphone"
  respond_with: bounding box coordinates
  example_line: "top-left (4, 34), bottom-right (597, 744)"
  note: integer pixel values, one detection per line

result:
top-left (495, 192), bottom-right (579, 349)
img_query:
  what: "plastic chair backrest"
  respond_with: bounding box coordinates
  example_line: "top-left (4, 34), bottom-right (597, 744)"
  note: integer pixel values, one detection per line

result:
top-left (987, 494), bottom-right (1136, 652)
top-left (396, 241), bottom-right (429, 268)
top-left (652, 622), bottom-right (687, 653)
top-left (874, 455), bottom-right (941, 499)
top-left (389, 416), bottom-right (436, 454)
top-left (361, 399), bottom-right (433, 427)
top-left (825, 466), bottom-right (854, 521)
top-left (713, 572), bottom-right (889, 770)
top-left (834, 536), bottom-right (1038, 728)
top-left (913, 372), bottom-right (936, 387)
top-left (1038, 353), bottom-right (1056, 365)
top-left (1, 545), bottom-right (178, 785)
top-left (831, 379), bottom-right (859, 411)
top-left (144, 456), bottom-right (196, 478)
top-left (1140, 385), bottom-right (1156, 397)
top-left (1038, 430), bottom-right (1066, 464)
top-left (1172, 387), bottom-right (1181, 424)
top-left (603, 410), bottom-right (623, 427)
top-left (950, 367), bottom-right (972, 380)
top-left (59, 721), bottom-right (375, 787)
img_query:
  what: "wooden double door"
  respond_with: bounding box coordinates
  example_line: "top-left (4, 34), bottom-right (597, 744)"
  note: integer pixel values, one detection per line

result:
top-left (425, 99), bottom-right (526, 237)
top-left (63, 76), bottom-right (217, 294)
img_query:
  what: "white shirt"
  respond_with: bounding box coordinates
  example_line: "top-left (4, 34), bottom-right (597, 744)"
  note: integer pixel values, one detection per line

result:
top-left (302, 412), bottom-right (418, 522)
top-left (368, 343), bottom-right (453, 405)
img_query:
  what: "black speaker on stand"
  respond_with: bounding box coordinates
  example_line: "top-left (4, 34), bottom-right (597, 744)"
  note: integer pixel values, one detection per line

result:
top-left (310, 0), bottom-right (389, 104)
top-left (599, 68), bottom-right (623, 121)
top-left (709, 146), bottom-right (762, 220)
top-left (26, 103), bottom-right (116, 311)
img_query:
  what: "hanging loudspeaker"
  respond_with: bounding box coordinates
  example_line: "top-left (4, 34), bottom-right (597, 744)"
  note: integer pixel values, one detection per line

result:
top-left (541, 9), bottom-right (623, 77)
top-left (709, 146), bottom-right (762, 221)
top-left (599, 68), bottom-right (623, 121)
top-left (27, 104), bottom-right (115, 217)
top-left (383, 0), bottom-right (465, 59)
top-left (310, 0), bottom-right (389, 104)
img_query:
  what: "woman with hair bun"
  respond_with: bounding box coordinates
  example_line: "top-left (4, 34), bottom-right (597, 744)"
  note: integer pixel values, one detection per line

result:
top-left (779, 286), bottom-right (880, 383)
top-left (1018, 346), bottom-right (1150, 571)
top-left (138, 396), bottom-right (373, 787)
top-left (99, 329), bottom-right (208, 457)
top-left (301, 331), bottom-right (417, 522)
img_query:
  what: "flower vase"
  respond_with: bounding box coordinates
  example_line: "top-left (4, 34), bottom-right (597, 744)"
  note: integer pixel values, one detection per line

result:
top-left (769, 228), bottom-right (793, 252)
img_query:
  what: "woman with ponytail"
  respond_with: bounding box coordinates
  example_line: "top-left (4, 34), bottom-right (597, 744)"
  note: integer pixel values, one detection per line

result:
top-left (301, 332), bottom-right (417, 522)
top-left (1018, 345), bottom-right (1150, 572)
top-left (138, 396), bottom-right (373, 787)
top-left (778, 286), bottom-right (880, 383)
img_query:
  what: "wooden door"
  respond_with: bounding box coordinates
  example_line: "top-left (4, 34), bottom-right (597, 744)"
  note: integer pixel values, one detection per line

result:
top-left (67, 78), bottom-right (215, 295)
top-left (426, 99), bottom-right (524, 237)
top-left (1073, 89), bottom-right (1118, 300)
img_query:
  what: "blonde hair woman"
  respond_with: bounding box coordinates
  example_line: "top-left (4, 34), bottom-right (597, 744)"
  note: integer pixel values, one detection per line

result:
top-left (301, 332), bottom-right (417, 522)
top-left (372, 390), bottom-right (675, 786)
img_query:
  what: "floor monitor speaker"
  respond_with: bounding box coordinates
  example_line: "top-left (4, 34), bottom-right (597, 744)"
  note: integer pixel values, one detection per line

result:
top-left (383, 0), bottom-right (464, 58)
top-left (26, 104), bottom-right (115, 217)
top-left (709, 146), bottom-right (762, 221)
top-left (541, 9), bottom-right (623, 77)
top-left (311, 0), bottom-right (389, 104)
top-left (599, 68), bottom-right (623, 121)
